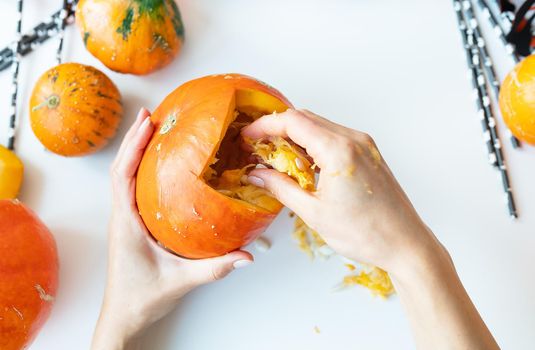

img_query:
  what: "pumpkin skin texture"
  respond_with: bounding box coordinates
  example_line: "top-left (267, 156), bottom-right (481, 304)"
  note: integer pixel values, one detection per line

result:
top-left (76, 0), bottom-right (185, 75)
top-left (136, 74), bottom-right (293, 258)
top-left (0, 199), bottom-right (59, 350)
top-left (499, 54), bottom-right (535, 145)
top-left (0, 146), bottom-right (23, 199)
top-left (30, 63), bottom-right (123, 157)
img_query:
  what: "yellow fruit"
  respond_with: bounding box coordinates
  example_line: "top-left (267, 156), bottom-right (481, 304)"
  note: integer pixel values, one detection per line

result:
top-left (499, 55), bottom-right (535, 145)
top-left (0, 146), bottom-right (24, 199)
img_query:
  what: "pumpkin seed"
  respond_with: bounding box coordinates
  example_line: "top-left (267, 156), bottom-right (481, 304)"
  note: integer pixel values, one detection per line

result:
top-left (254, 236), bottom-right (271, 252)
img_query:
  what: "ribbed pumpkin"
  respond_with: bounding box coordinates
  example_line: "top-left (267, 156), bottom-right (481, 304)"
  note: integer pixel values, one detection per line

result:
top-left (29, 63), bottom-right (123, 156)
top-left (76, 0), bottom-right (185, 75)
top-left (136, 74), bottom-right (314, 258)
top-left (499, 54), bottom-right (535, 145)
top-left (0, 199), bottom-right (59, 350)
top-left (0, 146), bottom-right (23, 199)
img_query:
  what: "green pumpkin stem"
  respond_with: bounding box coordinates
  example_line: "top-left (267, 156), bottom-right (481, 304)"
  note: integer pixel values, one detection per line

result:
top-left (32, 94), bottom-right (60, 112)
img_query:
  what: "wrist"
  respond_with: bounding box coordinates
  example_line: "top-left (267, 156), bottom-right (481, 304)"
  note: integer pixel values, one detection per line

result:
top-left (389, 230), bottom-right (455, 289)
top-left (91, 300), bottom-right (143, 350)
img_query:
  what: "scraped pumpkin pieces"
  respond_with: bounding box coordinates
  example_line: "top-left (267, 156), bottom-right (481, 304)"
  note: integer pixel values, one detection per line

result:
top-left (248, 136), bottom-right (315, 191)
top-left (203, 110), bottom-right (315, 211)
top-left (292, 215), bottom-right (395, 298)
top-left (338, 264), bottom-right (394, 298)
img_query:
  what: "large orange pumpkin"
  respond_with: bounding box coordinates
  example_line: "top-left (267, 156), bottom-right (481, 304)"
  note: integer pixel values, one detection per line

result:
top-left (499, 54), bottom-right (535, 145)
top-left (30, 63), bottom-right (123, 156)
top-left (0, 199), bottom-right (59, 350)
top-left (0, 146), bottom-right (23, 199)
top-left (136, 74), bottom-right (315, 258)
top-left (76, 0), bottom-right (184, 75)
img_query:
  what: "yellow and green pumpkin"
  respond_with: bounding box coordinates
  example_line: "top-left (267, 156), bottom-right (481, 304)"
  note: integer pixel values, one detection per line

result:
top-left (29, 63), bottom-right (123, 157)
top-left (76, 0), bottom-right (185, 75)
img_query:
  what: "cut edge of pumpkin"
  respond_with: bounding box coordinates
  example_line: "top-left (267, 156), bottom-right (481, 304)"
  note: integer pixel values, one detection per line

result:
top-left (200, 89), bottom-right (313, 213)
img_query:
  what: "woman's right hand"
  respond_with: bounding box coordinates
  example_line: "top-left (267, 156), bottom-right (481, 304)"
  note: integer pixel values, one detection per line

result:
top-left (243, 109), bottom-right (499, 350)
top-left (242, 109), bottom-right (444, 278)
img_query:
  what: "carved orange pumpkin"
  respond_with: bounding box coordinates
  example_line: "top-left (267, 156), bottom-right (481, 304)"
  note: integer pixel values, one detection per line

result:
top-left (136, 74), bottom-right (315, 258)
top-left (0, 199), bottom-right (59, 350)
top-left (76, 0), bottom-right (184, 75)
top-left (29, 63), bottom-right (123, 156)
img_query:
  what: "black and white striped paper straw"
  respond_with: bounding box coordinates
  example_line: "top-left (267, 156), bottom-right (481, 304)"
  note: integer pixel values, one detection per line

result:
top-left (0, 2), bottom-right (77, 72)
top-left (454, 0), bottom-right (517, 218)
top-left (55, 0), bottom-right (69, 64)
top-left (476, 0), bottom-right (520, 64)
top-left (484, 0), bottom-right (515, 33)
top-left (453, 0), bottom-right (498, 166)
top-left (7, 0), bottom-right (24, 151)
top-left (473, 0), bottom-right (521, 148)
top-left (462, 0), bottom-right (521, 149)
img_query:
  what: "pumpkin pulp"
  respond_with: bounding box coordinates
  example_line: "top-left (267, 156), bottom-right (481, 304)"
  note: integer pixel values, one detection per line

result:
top-left (202, 109), bottom-right (281, 213)
top-left (202, 100), bottom-right (314, 213)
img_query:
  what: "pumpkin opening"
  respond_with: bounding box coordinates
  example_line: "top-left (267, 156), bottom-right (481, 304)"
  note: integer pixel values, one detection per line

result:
top-left (202, 91), bottom-right (314, 212)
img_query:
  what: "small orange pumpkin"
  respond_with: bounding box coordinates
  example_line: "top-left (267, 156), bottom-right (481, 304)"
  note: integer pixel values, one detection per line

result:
top-left (499, 54), bottom-right (535, 145)
top-left (136, 74), bottom-right (315, 258)
top-left (0, 199), bottom-right (59, 350)
top-left (30, 63), bottom-right (123, 156)
top-left (76, 0), bottom-right (185, 75)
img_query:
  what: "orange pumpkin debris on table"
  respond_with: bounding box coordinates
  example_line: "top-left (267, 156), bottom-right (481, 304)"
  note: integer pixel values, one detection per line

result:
top-left (76, 0), bottom-right (184, 75)
top-left (499, 54), bottom-right (535, 145)
top-left (136, 74), bottom-right (315, 258)
top-left (0, 199), bottom-right (59, 350)
top-left (0, 145), bottom-right (23, 199)
top-left (30, 63), bottom-right (123, 156)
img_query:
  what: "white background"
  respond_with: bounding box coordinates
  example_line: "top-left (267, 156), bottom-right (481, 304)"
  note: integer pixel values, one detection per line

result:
top-left (1, 0), bottom-right (534, 349)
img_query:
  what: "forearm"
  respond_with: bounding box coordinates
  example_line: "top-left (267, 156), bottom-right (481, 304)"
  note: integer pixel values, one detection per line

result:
top-left (392, 244), bottom-right (499, 350)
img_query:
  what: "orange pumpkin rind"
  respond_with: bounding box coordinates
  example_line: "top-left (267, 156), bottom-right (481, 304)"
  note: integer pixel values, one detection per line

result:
top-left (0, 199), bottom-right (59, 350)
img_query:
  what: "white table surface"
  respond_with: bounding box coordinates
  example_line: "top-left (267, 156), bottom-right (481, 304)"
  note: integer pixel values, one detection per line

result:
top-left (1, 0), bottom-right (534, 349)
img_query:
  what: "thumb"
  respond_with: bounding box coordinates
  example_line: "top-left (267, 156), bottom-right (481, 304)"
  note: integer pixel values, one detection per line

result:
top-left (191, 250), bottom-right (254, 284)
top-left (247, 169), bottom-right (315, 213)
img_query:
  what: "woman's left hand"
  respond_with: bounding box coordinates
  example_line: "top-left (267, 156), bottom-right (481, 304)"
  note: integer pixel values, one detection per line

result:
top-left (91, 108), bottom-right (253, 350)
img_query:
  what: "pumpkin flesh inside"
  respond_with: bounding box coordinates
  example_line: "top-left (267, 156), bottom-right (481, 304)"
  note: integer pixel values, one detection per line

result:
top-left (202, 105), bottom-right (314, 212)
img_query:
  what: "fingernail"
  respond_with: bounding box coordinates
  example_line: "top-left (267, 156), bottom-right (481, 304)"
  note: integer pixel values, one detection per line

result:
top-left (137, 108), bottom-right (148, 120)
top-left (141, 117), bottom-right (152, 128)
top-left (255, 164), bottom-right (267, 169)
top-left (233, 260), bottom-right (253, 269)
top-left (247, 176), bottom-right (264, 188)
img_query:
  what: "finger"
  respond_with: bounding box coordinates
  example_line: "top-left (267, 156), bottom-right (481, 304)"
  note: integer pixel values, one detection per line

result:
top-left (115, 108), bottom-right (151, 164)
top-left (241, 109), bottom-right (334, 169)
top-left (298, 109), bottom-right (355, 136)
top-left (247, 168), bottom-right (316, 217)
top-left (114, 117), bottom-right (154, 179)
top-left (189, 250), bottom-right (254, 284)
